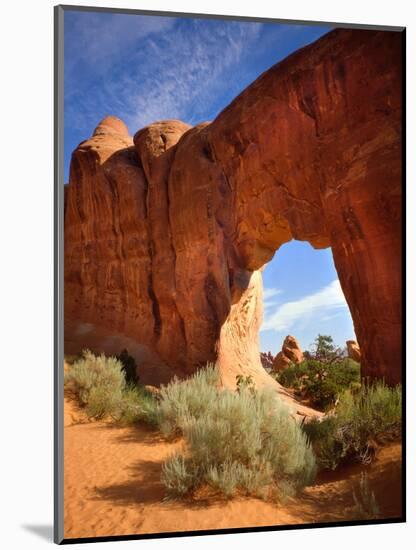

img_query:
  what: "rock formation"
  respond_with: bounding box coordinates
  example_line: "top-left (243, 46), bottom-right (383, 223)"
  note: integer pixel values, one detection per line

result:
top-left (346, 340), bottom-right (362, 363)
top-left (260, 351), bottom-right (274, 370)
top-left (65, 28), bottom-right (403, 387)
top-left (273, 336), bottom-right (304, 371)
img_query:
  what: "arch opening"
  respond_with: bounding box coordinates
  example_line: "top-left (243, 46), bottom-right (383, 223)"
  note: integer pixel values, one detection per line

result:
top-left (260, 240), bottom-right (356, 361)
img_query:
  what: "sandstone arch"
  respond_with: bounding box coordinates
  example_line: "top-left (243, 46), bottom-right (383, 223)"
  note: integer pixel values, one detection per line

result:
top-left (64, 28), bottom-right (403, 389)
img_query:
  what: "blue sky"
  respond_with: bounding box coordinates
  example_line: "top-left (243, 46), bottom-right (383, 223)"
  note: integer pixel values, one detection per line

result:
top-left (64, 10), bottom-right (355, 355)
top-left (260, 243), bottom-right (356, 355)
top-left (64, 11), bottom-right (331, 182)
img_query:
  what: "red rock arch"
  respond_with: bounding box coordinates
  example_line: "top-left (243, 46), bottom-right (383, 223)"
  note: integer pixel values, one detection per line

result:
top-left (64, 28), bottom-right (403, 388)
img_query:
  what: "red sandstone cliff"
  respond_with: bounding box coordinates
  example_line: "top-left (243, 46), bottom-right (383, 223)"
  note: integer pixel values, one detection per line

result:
top-left (64, 28), bottom-right (403, 387)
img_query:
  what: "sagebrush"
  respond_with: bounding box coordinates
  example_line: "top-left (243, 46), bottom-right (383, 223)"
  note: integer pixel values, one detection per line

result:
top-left (303, 381), bottom-right (402, 469)
top-left (157, 364), bottom-right (220, 437)
top-left (64, 350), bottom-right (126, 419)
top-left (160, 366), bottom-right (316, 500)
top-left (114, 383), bottom-right (159, 426)
top-left (352, 472), bottom-right (380, 520)
top-left (65, 353), bottom-right (401, 502)
top-left (64, 349), bottom-right (158, 423)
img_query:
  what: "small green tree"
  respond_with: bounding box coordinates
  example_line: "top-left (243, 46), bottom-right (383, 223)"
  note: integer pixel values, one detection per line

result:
top-left (312, 334), bottom-right (344, 364)
top-left (277, 358), bottom-right (360, 409)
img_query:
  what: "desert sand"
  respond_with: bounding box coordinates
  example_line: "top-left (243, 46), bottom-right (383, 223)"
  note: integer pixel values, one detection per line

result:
top-left (64, 395), bottom-right (402, 540)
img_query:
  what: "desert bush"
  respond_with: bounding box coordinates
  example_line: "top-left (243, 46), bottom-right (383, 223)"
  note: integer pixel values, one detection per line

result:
top-left (161, 369), bottom-right (316, 500)
top-left (303, 381), bottom-right (402, 470)
top-left (236, 374), bottom-right (256, 395)
top-left (157, 364), bottom-right (220, 437)
top-left (161, 454), bottom-right (199, 496)
top-left (64, 350), bottom-right (160, 423)
top-left (352, 472), bottom-right (380, 520)
top-left (64, 353), bottom-right (82, 365)
top-left (276, 334), bottom-right (360, 410)
top-left (115, 383), bottom-right (160, 426)
top-left (277, 358), bottom-right (361, 409)
top-left (85, 384), bottom-right (124, 420)
top-left (64, 350), bottom-right (126, 418)
top-left (206, 460), bottom-right (277, 499)
top-left (116, 349), bottom-right (138, 384)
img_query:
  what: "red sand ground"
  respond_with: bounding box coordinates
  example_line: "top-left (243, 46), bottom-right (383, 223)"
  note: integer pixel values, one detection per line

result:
top-left (64, 396), bottom-right (402, 539)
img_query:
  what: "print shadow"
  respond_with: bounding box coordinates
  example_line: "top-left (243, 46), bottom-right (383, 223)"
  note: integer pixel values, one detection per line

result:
top-left (21, 524), bottom-right (53, 542)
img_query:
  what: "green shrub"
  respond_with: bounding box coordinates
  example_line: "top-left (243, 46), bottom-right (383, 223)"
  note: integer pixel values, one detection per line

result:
top-left (64, 350), bottom-right (159, 424)
top-left (115, 383), bottom-right (160, 426)
top-left (236, 374), bottom-right (256, 395)
top-left (352, 472), bottom-right (380, 520)
top-left (86, 384), bottom-right (124, 420)
top-left (158, 364), bottom-right (219, 437)
top-left (304, 381), bottom-right (402, 470)
top-left (206, 460), bottom-right (276, 499)
top-left (116, 349), bottom-right (138, 384)
top-left (277, 358), bottom-right (361, 410)
top-left (64, 353), bottom-right (82, 365)
top-left (161, 454), bottom-right (199, 497)
top-left (160, 368), bottom-right (316, 500)
top-left (64, 350), bottom-right (125, 418)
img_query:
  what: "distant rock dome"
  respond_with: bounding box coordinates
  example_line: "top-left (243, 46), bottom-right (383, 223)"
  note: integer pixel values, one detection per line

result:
top-left (93, 116), bottom-right (129, 137)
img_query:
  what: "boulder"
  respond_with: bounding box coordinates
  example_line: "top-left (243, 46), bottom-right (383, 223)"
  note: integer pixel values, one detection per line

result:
top-left (346, 340), bottom-right (362, 363)
top-left (273, 352), bottom-right (291, 372)
top-left (272, 336), bottom-right (304, 371)
top-left (283, 335), bottom-right (304, 364)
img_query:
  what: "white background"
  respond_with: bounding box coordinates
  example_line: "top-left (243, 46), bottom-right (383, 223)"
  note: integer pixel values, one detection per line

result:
top-left (0, 0), bottom-right (414, 548)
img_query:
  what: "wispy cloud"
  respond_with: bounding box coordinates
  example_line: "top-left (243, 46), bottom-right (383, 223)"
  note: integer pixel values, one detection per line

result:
top-left (64, 13), bottom-right (264, 135)
top-left (64, 13), bottom-right (176, 74)
top-left (263, 287), bottom-right (283, 310)
top-left (261, 279), bottom-right (348, 333)
top-left (122, 19), bottom-right (264, 130)
top-left (263, 288), bottom-right (282, 300)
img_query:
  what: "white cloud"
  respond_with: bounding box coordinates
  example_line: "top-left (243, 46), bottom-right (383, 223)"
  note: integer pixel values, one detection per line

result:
top-left (263, 288), bottom-right (283, 300)
top-left (65, 13), bottom-right (176, 72)
top-left (261, 279), bottom-right (348, 333)
top-left (127, 19), bottom-right (264, 130)
top-left (263, 287), bottom-right (283, 310)
top-left (64, 14), bottom-right (265, 135)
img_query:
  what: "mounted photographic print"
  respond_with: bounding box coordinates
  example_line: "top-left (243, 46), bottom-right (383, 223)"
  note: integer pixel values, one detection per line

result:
top-left (54, 4), bottom-right (406, 544)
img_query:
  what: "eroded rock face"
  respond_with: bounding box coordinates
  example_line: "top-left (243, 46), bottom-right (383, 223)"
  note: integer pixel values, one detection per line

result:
top-left (65, 29), bottom-right (403, 386)
top-left (346, 340), bottom-right (362, 363)
top-left (273, 336), bottom-right (304, 371)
